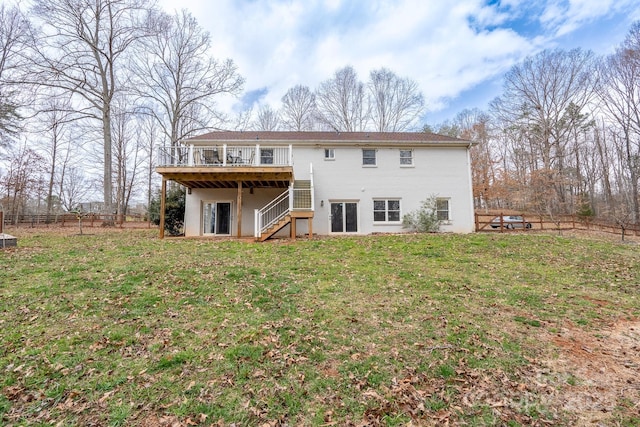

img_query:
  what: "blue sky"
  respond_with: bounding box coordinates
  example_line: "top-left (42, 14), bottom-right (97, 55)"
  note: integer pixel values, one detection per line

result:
top-left (158, 0), bottom-right (640, 126)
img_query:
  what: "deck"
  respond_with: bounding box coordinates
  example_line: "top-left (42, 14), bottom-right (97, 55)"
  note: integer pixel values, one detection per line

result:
top-left (156, 144), bottom-right (313, 240)
top-left (156, 144), bottom-right (294, 189)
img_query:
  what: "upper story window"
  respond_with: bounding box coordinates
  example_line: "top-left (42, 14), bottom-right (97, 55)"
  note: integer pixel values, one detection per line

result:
top-left (362, 149), bottom-right (376, 166)
top-left (436, 198), bottom-right (450, 221)
top-left (324, 148), bottom-right (335, 160)
top-left (400, 149), bottom-right (413, 166)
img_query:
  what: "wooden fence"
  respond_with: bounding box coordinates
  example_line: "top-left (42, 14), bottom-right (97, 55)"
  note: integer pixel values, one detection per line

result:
top-left (2, 213), bottom-right (148, 228)
top-left (475, 213), bottom-right (640, 237)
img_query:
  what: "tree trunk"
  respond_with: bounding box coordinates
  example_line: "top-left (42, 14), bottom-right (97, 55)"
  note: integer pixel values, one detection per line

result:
top-left (103, 106), bottom-right (113, 222)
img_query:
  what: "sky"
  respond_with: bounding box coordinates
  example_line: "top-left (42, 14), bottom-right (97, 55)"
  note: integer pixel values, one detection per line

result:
top-left (157, 0), bottom-right (640, 126)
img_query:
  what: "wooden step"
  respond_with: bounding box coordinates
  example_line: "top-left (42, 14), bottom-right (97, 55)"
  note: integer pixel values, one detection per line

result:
top-left (293, 180), bottom-right (311, 188)
top-left (259, 215), bottom-right (291, 242)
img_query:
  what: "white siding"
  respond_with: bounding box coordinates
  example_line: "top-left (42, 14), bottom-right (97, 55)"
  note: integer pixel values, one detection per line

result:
top-left (183, 143), bottom-right (475, 237)
top-left (185, 187), bottom-right (286, 237)
top-left (292, 144), bottom-right (475, 235)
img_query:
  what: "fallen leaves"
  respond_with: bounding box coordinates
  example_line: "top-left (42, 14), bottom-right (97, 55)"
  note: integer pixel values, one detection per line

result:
top-left (2, 230), bottom-right (640, 426)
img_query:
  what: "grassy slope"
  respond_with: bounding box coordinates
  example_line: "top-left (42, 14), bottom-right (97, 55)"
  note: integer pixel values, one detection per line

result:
top-left (0, 230), bottom-right (638, 426)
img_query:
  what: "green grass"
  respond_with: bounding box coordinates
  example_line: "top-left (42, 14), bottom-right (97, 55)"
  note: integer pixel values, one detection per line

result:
top-left (1, 229), bottom-right (639, 425)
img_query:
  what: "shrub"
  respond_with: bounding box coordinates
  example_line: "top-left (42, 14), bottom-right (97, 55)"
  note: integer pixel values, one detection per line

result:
top-left (576, 195), bottom-right (594, 219)
top-left (149, 185), bottom-right (185, 235)
top-left (402, 196), bottom-right (441, 233)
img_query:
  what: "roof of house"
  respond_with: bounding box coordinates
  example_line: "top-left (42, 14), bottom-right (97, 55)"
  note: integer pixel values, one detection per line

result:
top-left (186, 131), bottom-right (472, 147)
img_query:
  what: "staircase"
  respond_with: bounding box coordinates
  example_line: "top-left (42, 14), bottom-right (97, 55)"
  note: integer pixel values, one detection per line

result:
top-left (256, 178), bottom-right (314, 241)
top-left (259, 213), bottom-right (293, 241)
top-left (292, 180), bottom-right (312, 209)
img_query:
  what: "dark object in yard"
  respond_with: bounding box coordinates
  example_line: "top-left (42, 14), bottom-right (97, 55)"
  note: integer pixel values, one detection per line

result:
top-left (0, 233), bottom-right (17, 248)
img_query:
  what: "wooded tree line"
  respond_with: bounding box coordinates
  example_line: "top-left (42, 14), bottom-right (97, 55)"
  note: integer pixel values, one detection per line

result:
top-left (0, 0), bottom-right (638, 228)
top-left (0, 0), bottom-right (425, 223)
top-left (0, 0), bottom-right (244, 222)
top-left (429, 23), bottom-right (640, 227)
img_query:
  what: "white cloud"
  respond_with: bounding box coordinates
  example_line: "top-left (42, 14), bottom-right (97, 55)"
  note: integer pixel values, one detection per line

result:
top-left (157, 0), bottom-right (637, 120)
top-left (541, 0), bottom-right (637, 37)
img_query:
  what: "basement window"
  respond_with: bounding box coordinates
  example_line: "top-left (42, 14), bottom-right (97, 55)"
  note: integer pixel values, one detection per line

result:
top-left (437, 198), bottom-right (450, 221)
top-left (373, 199), bottom-right (401, 223)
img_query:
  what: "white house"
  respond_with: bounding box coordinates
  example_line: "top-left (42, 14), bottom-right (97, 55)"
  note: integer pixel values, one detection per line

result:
top-left (155, 131), bottom-right (475, 240)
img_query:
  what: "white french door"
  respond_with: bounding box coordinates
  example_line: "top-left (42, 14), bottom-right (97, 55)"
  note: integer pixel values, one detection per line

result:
top-left (330, 201), bottom-right (358, 233)
top-left (202, 201), bottom-right (232, 235)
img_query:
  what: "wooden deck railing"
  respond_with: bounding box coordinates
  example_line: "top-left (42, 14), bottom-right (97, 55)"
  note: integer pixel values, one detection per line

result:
top-left (157, 144), bottom-right (293, 167)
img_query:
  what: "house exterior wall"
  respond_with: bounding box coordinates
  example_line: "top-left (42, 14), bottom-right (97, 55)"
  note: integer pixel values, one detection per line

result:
top-left (183, 143), bottom-right (474, 237)
top-left (292, 144), bottom-right (474, 235)
top-left (185, 187), bottom-right (284, 237)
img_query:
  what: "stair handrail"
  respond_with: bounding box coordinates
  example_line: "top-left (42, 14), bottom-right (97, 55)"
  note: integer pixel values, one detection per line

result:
top-left (255, 164), bottom-right (315, 239)
top-left (257, 189), bottom-right (290, 235)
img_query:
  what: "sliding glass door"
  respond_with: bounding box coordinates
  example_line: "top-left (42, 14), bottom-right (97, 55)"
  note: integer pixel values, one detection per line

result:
top-left (203, 202), bottom-right (232, 235)
top-left (330, 202), bottom-right (358, 233)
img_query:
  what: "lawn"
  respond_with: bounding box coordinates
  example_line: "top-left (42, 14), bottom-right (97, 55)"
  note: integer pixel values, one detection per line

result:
top-left (1, 229), bottom-right (639, 426)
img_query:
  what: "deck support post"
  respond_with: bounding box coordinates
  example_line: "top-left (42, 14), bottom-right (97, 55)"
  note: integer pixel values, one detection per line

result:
top-left (237, 181), bottom-right (242, 237)
top-left (159, 178), bottom-right (166, 239)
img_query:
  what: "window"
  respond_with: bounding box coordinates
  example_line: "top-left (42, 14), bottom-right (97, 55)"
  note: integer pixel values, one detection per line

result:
top-left (362, 149), bottom-right (376, 166)
top-left (436, 198), bottom-right (450, 221)
top-left (324, 148), bottom-right (335, 160)
top-left (373, 199), bottom-right (401, 222)
top-left (260, 148), bottom-right (274, 164)
top-left (400, 149), bottom-right (413, 166)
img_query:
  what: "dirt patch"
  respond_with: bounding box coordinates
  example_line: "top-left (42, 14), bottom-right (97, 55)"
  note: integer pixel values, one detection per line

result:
top-left (541, 318), bottom-right (640, 424)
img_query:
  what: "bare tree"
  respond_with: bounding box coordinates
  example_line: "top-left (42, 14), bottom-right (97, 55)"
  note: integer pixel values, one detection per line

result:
top-left (427, 109), bottom-right (501, 210)
top-left (280, 85), bottom-right (317, 131)
top-left (0, 143), bottom-right (46, 223)
top-left (138, 114), bottom-right (160, 225)
top-left (457, 109), bottom-right (498, 210)
top-left (490, 48), bottom-right (596, 215)
top-left (315, 66), bottom-right (367, 131)
top-left (32, 94), bottom-right (78, 221)
top-left (231, 106), bottom-right (253, 131)
top-left (58, 166), bottom-right (92, 212)
top-left (111, 98), bottom-right (140, 222)
top-left (596, 22), bottom-right (640, 222)
top-left (135, 9), bottom-right (244, 145)
top-left (592, 120), bottom-right (614, 212)
top-left (253, 104), bottom-right (280, 131)
top-left (28, 0), bottom-right (155, 215)
top-left (0, 3), bottom-right (32, 142)
top-left (368, 68), bottom-right (424, 131)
